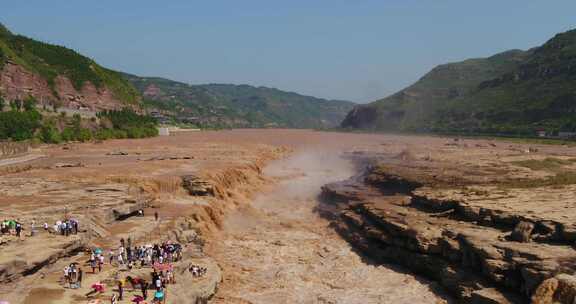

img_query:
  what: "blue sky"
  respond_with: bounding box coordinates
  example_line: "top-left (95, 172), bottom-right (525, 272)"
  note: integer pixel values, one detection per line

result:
top-left (2, 1), bottom-right (575, 102)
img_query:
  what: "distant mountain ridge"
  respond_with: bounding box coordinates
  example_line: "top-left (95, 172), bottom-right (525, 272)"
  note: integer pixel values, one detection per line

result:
top-left (342, 28), bottom-right (576, 135)
top-left (124, 73), bottom-right (355, 128)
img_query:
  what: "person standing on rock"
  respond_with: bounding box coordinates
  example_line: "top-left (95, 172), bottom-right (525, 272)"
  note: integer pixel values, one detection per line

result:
top-left (15, 221), bottom-right (22, 238)
top-left (127, 246), bottom-right (133, 262)
top-left (30, 220), bottom-right (36, 237)
top-left (90, 257), bottom-right (97, 273)
top-left (118, 279), bottom-right (124, 300)
top-left (154, 211), bottom-right (159, 221)
top-left (78, 267), bottom-right (83, 288)
top-left (98, 254), bottom-right (104, 272)
top-left (155, 276), bottom-right (162, 291)
top-left (117, 251), bottom-right (124, 265)
top-left (63, 265), bottom-right (70, 287)
top-left (141, 279), bottom-right (148, 299)
top-left (119, 245), bottom-right (126, 261)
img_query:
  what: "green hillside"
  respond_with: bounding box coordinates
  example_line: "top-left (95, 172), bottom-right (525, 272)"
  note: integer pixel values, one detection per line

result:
top-left (199, 84), bottom-right (355, 128)
top-left (440, 29), bottom-right (576, 134)
top-left (342, 49), bottom-right (530, 131)
top-left (124, 73), bottom-right (355, 128)
top-left (342, 28), bottom-right (576, 136)
top-left (0, 23), bottom-right (139, 104)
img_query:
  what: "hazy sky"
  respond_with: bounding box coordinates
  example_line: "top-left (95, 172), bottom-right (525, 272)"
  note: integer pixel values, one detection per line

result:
top-left (2, 1), bottom-right (575, 102)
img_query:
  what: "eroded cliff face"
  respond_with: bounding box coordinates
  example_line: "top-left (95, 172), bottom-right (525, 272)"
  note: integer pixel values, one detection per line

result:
top-left (340, 104), bottom-right (380, 129)
top-left (320, 162), bottom-right (576, 304)
top-left (0, 61), bottom-right (128, 110)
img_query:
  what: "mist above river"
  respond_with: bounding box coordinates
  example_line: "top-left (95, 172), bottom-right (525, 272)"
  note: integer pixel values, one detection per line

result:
top-left (212, 148), bottom-right (444, 304)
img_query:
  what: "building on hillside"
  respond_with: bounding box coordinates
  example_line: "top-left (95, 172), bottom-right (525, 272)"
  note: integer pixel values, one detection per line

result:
top-left (158, 127), bottom-right (170, 136)
top-left (536, 129), bottom-right (547, 137)
top-left (180, 117), bottom-right (200, 124)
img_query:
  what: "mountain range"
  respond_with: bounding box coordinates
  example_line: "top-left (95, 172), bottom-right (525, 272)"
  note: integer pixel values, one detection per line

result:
top-left (124, 74), bottom-right (354, 128)
top-left (0, 23), bottom-right (353, 128)
top-left (5, 20), bottom-right (576, 135)
top-left (342, 28), bottom-right (576, 136)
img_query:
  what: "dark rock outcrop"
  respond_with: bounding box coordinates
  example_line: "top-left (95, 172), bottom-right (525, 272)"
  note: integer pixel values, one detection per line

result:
top-left (509, 221), bottom-right (535, 243)
top-left (340, 105), bottom-right (380, 129)
top-left (182, 175), bottom-right (215, 196)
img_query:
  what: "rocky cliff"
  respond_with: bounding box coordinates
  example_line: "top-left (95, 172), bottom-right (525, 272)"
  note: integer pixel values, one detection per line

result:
top-left (0, 61), bottom-right (132, 111)
top-left (0, 23), bottom-right (140, 111)
top-left (319, 151), bottom-right (576, 304)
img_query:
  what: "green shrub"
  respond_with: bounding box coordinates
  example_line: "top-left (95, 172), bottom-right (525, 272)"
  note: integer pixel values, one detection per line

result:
top-left (0, 108), bottom-right (42, 140)
top-left (23, 95), bottom-right (36, 112)
top-left (60, 127), bottom-right (75, 142)
top-left (94, 129), bottom-right (115, 140)
top-left (96, 108), bottom-right (158, 139)
top-left (77, 128), bottom-right (92, 142)
top-left (39, 121), bottom-right (61, 143)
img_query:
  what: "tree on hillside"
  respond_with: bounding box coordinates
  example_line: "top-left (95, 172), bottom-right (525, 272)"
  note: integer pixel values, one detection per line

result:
top-left (10, 100), bottom-right (21, 111)
top-left (0, 108), bottom-right (42, 140)
top-left (24, 96), bottom-right (37, 112)
top-left (96, 108), bottom-right (158, 138)
top-left (39, 119), bottom-right (62, 144)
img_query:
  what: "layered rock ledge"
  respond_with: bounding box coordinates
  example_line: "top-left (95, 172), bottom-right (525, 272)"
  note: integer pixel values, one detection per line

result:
top-left (320, 157), bottom-right (576, 304)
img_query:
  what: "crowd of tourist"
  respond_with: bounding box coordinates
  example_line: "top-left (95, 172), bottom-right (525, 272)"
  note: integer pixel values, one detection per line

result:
top-left (63, 263), bottom-right (84, 289)
top-left (2, 211), bottom-right (208, 303)
top-left (75, 237), bottom-right (204, 304)
top-left (52, 219), bottom-right (80, 236)
top-left (1, 218), bottom-right (80, 238)
top-left (107, 238), bottom-right (183, 269)
top-left (0, 219), bottom-right (23, 237)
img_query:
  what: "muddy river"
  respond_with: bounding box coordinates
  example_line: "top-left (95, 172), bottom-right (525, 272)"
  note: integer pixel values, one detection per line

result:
top-left (210, 151), bottom-right (447, 304)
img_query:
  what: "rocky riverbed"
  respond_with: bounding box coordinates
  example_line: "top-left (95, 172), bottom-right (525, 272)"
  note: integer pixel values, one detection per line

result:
top-left (320, 143), bottom-right (576, 304)
top-left (2, 130), bottom-right (576, 303)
